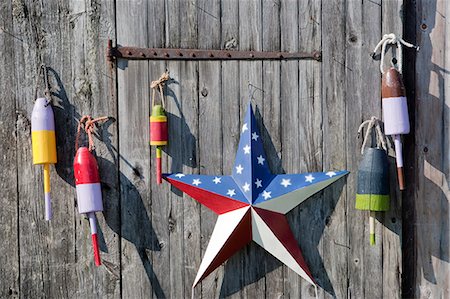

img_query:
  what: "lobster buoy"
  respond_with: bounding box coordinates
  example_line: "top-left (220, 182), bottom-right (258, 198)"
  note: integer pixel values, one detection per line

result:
top-left (355, 148), bottom-right (390, 245)
top-left (382, 67), bottom-right (410, 190)
top-left (74, 147), bottom-right (103, 266)
top-left (32, 97), bottom-right (57, 221)
top-left (150, 104), bottom-right (168, 184)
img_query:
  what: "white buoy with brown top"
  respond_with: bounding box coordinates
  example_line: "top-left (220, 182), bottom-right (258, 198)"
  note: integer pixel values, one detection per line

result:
top-left (373, 33), bottom-right (418, 190)
top-left (382, 68), bottom-right (409, 190)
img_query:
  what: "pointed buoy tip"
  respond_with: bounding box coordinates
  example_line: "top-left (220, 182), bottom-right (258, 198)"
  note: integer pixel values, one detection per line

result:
top-left (382, 67), bottom-right (405, 98)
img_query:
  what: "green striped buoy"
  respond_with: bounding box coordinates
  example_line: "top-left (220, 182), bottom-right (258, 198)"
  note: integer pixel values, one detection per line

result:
top-left (355, 147), bottom-right (390, 245)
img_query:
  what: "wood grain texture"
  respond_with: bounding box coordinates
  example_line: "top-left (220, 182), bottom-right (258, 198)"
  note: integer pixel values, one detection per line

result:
top-left (345, 1), bottom-right (383, 299)
top-left (0, 0), bottom-right (424, 298)
top-left (238, 1), bottom-right (266, 298)
top-left (0, 1), bottom-right (19, 298)
top-left (381, 1), bottom-right (403, 298)
top-left (219, 1), bottom-right (242, 297)
top-left (415, 0), bottom-right (450, 298)
top-left (280, 0), bottom-right (301, 297)
top-left (321, 1), bottom-right (348, 299)
top-left (197, 0), bottom-right (222, 297)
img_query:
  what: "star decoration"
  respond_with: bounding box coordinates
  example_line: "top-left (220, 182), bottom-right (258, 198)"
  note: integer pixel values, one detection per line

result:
top-left (235, 164), bottom-right (244, 174)
top-left (305, 174), bottom-right (315, 183)
top-left (243, 144), bottom-right (251, 154)
top-left (163, 103), bottom-right (348, 289)
top-left (257, 155), bottom-right (265, 165)
top-left (262, 190), bottom-right (272, 200)
top-left (326, 171), bottom-right (337, 177)
top-left (255, 178), bottom-right (263, 188)
top-left (213, 177), bottom-right (222, 184)
top-left (281, 178), bottom-right (292, 187)
top-left (227, 189), bottom-right (236, 197)
top-left (241, 123), bottom-right (248, 133)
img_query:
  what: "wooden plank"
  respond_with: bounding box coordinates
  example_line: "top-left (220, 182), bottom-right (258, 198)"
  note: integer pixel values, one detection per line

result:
top-left (297, 1), bottom-right (323, 298)
top-left (196, 0), bottom-right (223, 297)
top-left (238, 1), bottom-right (265, 298)
top-left (261, 0), bottom-right (283, 298)
top-left (279, 0), bottom-right (301, 297)
top-left (321, 0), bottom-right (348, 298)
top-left (0, 1), bottom-right (19, 297)
top-left (67, 0), bottom-right (120, 297)
top-left (171, 2), bottom-right (201, 299)
top-left (219, 1), bottom-right (243, 298)
top-left (13, 1), bottom-right (77, 297)
top-left (117, 1), bottom-right (156, 298)
top-left (415, 1), bottom-right (449, 298)
top-left (381, 1), bottom-right (403, 298)
top-left (164, 2), bottom-right (199, 298)
top-left (401, 0), bottom-right (417, 297)
top-left (344, 0), bottom-right (383, 298)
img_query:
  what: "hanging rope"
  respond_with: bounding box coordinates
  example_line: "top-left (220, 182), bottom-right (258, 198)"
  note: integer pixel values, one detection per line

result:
top-left (35, 64), bottom-right (52, 106)
top-left (75, 115), bottom-right (109, 152)
top-left (372, 33), bottom-right (418, 74)
top-left (151, 70), bottom-right (170, 108)
top-left (357, 116), bottom-right (388, 155)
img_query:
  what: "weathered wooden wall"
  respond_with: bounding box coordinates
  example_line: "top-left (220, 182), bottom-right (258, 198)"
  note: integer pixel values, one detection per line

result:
top-left (0, 0), bottom-right (445, 298)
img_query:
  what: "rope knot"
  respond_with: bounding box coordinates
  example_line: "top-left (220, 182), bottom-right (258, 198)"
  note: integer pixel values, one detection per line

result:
top-left (357, 116), bottom-right (388, 155)
top-left (151, 71), bottom-right (170, 108)
top-left (75, 115), bottom-right (109, 152)
top-left (372, 33), bottom-right (418, 74)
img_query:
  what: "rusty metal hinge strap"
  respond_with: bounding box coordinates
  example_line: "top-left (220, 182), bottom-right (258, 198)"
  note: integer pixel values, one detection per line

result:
top-left (107, 40), bottom-right (321, 62)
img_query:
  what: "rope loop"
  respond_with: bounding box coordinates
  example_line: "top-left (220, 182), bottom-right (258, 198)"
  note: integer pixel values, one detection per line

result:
top-left (151, 70), bottom-right (170, 109)
top-left (75, 115), bottom-right (109, 152)
top-left (357, 116), bottom-right (388, 155)
top-left (372, 33), bottom-right (418, 74)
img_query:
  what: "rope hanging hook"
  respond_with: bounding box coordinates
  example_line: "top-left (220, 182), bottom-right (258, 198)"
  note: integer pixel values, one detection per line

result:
top-left (151, 70), bottom-right (170, 108)
top-left (372, 33), bottom-right (419, 74)
top-left (75, 115), bottom-right (109, 152)
top-left (357, 116), bottom-right (388, 155)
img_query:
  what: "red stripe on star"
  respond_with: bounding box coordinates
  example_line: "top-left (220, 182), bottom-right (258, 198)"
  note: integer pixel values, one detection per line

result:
top-left (253, 207), bottom-right (315, 283)
top-left (165, 178), bottom-right (250, 214)
top-left (193, 209), bottom-right (252, 287)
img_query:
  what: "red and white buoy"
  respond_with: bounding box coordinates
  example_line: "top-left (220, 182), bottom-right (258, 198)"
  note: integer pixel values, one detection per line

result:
top-left (74, 147), bottom-right (103, 266)
top-left (73, 115), bottom-right (108, 266)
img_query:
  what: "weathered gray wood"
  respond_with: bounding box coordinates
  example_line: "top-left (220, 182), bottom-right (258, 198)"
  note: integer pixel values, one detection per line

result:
top-left (297, 1), bottom-right (323, 298)
top-left (279, 0), bottom-right (301, 297)
top-left (345, 1), bottom-right (383, 299)
top-left (261, 0), bottom-right (283, 298)
top-left (219, 0), bottom-right (243, 297)
top-left (238, 1), bottom-right (266, 298)
top-left (0, 1), bottom-right (19, 298)
top-left (69, 0), bottom-right (120, 297)
top-left (381, 1), bottom-right (403, 298)
top-left (321, 1), bottom-right (348, 299)
top-left (196, 0), bottom-right (223, 297)
top-left (415, 1), bottom-right (449, 298)
top-left (12, 1), bottom-right (73, 298)
top-left (165, 2), bottom-right (200, 297)
top-left (117, 1), bottom-right (155, 298)
top-left (174, 2), bottom-right (201, 298)
top-left (0, 0), bottom-right (422, 298)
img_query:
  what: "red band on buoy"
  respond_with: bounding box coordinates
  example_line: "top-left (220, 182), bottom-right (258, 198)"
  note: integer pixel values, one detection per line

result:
top-left (150, 121), bottom-right (168, 142)
top-left (74, 147), bottom-right (100, 185)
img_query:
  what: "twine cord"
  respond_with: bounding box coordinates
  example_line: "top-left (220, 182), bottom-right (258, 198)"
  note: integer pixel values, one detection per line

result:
top-left (75, 115), bottom-right (109, 152)
top-left (357, 116), bottom-right (388, 155)
top-left (372, 33), bottom-right (418, 74)
top-left (151, 70), bottom-right (170, 108)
